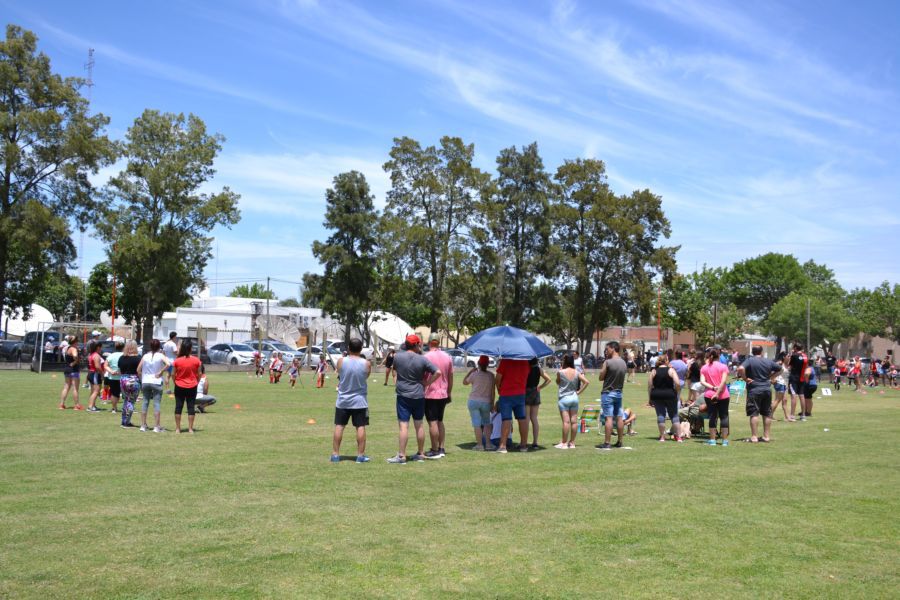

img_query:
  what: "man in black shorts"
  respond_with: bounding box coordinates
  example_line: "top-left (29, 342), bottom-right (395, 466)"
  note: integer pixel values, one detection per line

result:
top-left (738, 345), bottom-right (780, 443)
top-left (787, 343), bottom-right (808, 422)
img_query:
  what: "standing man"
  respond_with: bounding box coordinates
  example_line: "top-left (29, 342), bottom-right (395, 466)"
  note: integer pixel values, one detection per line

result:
top-left (738, 345), bottom-right (780, 443)
top-left (387, 334), bottom-right (440, 464)
top-left (597, 341), bottom-right (627, 450)
top-left (162, 331), bottom-right (178, 394)
top-left (670, 350), bottom-right (689, 403)
top-left (424, 334), bottom-right (453, 459)
top-left (787, 343), bottom-right (808, 422)
top-left (331, 338), bottom-right (372, 463)
top-left (495, 357), bottom-right (531, 453)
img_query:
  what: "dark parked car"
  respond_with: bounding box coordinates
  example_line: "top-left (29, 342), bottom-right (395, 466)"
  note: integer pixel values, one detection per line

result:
top-left (0, 339), bottom-right (23, 362)
top-left (21, 330), bottom-right (63, 362)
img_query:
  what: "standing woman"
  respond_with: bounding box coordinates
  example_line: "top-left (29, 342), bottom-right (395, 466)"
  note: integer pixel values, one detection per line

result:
top-left (687, 350), bottom-right (703, 405)
top-left (555, 354), bottom-right (590, 449)
top-left (117, 341), bottom-right (142, 428)
top-left (172, 339), bottom-right (202, 434)
top-left (462, 355), bottom-right (495, 450)
top-left (86, 341), bottom-right (104, 412)
top-left (700, 347), bottom-right (731, 446)
top-left (524, 357), bottom-right (551, 449)
top-left (104, 340), bottom-right (125, 413)
top-left (137, 339), bottom-right (170, 432)
top-left (648, 353), bottom-right (682, 442)
top-left (382, 348), bottom-right (396, 386)
top-left (59, 335), bottom-right (83, 410)
top-left (770, 354), bottom-right (791, 421)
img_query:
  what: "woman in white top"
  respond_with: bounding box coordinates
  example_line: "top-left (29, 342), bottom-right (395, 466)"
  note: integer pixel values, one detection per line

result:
top-left (463, 355), bottom-right (496, 450)
top-left (195, 365), bottom-right (217, 413)
top-left (137, 338), bottom-right (171, 432)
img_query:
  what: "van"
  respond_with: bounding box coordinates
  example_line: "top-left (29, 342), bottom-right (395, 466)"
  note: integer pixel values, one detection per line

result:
top-left (21, 330), bottom-right (63, 362)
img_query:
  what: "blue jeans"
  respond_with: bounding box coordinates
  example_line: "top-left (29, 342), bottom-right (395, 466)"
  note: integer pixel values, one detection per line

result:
top-left (601, 390), bottom-right (623, 419)
top-left (141, 383), bottom-right (163, 413)
top-left (498, 394), bottom-right (526, 421)
top-left (467, 399), bottom-right (491, 426)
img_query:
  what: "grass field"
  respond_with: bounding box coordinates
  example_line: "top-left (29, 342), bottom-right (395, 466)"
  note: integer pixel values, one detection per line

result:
top-left (1, 368), bottom-right (898, 598)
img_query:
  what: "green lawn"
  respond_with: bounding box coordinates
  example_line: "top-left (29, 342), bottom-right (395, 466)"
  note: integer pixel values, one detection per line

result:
top-left (1, 369), bottom-right (898, 598)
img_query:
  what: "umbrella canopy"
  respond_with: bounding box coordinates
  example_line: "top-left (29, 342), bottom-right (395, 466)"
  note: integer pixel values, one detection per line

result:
top-left (459, 325), bottom-right (553, 360)
top-left (368, 311), bottom-right (413, 346)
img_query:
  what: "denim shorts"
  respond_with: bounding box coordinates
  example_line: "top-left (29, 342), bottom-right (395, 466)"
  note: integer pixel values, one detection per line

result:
top-left (601, 390), bottom-right (624, 419)
top-left (141, 383), bottom-right (163, 413)
top-left (498, 394), bottom-right (526, 421)
top-left (396, 395), bottom-right (425, 422)
top-left (557, 394), bottom-right (579, 412)
top-left (774, 383), bottom-right (786, 392)
top-left (467, 399), bottom-right (492, 427)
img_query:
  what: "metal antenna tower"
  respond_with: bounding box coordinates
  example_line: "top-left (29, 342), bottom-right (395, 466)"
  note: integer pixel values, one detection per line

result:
top-left (78, 48), bottom-right (95, 320)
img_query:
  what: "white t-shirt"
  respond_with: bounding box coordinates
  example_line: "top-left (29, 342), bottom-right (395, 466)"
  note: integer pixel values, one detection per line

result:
top-left (162, 339), bottom-right (178, 361)
top-left (197, 375), bottom-right (208, 397)
top-left (574, 357), bottom-right (584, 373)
top-left (141, 352), bottom-right (167, 385)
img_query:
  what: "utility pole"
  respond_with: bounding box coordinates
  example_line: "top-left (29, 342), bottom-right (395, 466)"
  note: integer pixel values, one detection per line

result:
top-left (712, 302), bottom-right (718, 346)
top-left (265, 276), bottom-right (270, 338)
top-left (806, 298), bottom-right (811, 350)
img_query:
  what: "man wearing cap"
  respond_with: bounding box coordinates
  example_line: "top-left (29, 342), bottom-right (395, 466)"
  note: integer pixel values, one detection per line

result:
top-left (424, 334), bottom-right (454, 458)
top-left (162, 331), bottom-right (178, 394)
top-left (387, 334), bottom-right (441, 464)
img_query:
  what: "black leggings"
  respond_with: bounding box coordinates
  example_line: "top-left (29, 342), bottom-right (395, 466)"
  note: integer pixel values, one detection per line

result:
top-left (174, 385), bottom-right (198, 415)
top-left (707, 398), bottom-right (730, 429)
top-left (652, 394), bottom-right (680, 424)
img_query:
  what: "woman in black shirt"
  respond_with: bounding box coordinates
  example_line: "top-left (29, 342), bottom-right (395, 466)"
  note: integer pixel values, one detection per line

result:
top-left (117, 341), bottom-right (142, 428)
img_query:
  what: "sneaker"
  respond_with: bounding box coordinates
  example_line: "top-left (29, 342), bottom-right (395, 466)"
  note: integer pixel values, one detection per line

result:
top-left (721, 439), bottom-right (730, 446)
top-left (386, 455), bottom-right (407, 464)
top-left (613, 441), bottom-right (623, 448)
top-left (87, 406), bottom-right (101, 413)
top-left (424, 450), bottom-right (442, 459)
top-left (597, 443), bottom-right (612, 451)
top-left (409, 453), bottom-right (426, 462)
top-left (355, 455), bottom-right (370, 463)
top-left (140, 425), bottom-right (148, 432)
top-left (530, 443), bottom-right (539, 450)
top-left (121, 422), bottom-right (137, 428)
top-left (497, 447), bottom-right (508, 454)
top-left (706, 439), bottom-right (717, 445)
top-left (675, 436), bottom-right (684, 443)
top-left (73, 404), bottom-right (85, 411)
top-left (153, 426), bottom-right (164, 433)
top-left (799, 416), bottom-right (807, 422)
top-left (439, 447), bottom-right (446, 457)
top-left (473, 445), bottom-right (485, 451)
top-left (554, 442), bottom-right (568, 449)
top-left (330, 454), bottom-right (341, 463)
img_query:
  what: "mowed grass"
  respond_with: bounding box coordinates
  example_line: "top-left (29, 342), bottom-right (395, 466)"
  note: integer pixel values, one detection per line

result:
top-left (1, 368), bottom-right (898, 599)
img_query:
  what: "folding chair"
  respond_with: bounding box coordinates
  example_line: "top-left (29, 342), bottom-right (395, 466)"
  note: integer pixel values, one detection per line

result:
top-left (728, 380), bottom-right (746, 405)
top-left (579, 404), bottom-right (601, 433)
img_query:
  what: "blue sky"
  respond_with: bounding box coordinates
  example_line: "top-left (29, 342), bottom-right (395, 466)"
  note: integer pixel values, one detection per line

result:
top-left (6, 0), bottom-right (899, 301)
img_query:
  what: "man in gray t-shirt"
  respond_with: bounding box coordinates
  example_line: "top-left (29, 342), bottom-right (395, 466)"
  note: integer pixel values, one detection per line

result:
top-left (387, 334), bottom-right (440, 464)
top-left (597, 341), bottom-right (627, 449)
top-left (738, 345), bottom-right (780, 443)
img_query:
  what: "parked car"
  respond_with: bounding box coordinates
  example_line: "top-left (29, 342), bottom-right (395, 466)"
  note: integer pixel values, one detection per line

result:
top-left (21, 330), bottom-right (63, 362)
top-left (445, 348), bottom-right (467, 368)
top-left (465, 353), bottom-right (497, 369)
top-left (296, 346), bottom-right (324, 369)
top-left (325, 340), bottom-right (375, 359)
top-left (0, 339), bottom-right (23, 362)
top-left (242, 340), bottom-right (298, 363)
top-left (208, 343), bottom-right (256, 365)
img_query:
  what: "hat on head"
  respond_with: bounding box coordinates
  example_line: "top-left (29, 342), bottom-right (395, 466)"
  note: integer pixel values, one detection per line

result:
top-left (406, 334), bottom-right (421, 346)
top-left (429, 333), bottom-right (441, 345)
top-left (478, 355), bottom-right (489, 367)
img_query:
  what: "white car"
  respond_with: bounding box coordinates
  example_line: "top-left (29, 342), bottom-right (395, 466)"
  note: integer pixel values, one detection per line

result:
top-left (209, 343), bottom-right (256, 365)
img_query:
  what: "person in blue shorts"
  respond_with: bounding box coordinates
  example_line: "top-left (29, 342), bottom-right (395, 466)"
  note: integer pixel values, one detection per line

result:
top-left (386, 334), bottom-right (440, 464)
top-left (494, 357), bottom-right (531, 453)
top-left (597, 341), bottom-right (627, 450)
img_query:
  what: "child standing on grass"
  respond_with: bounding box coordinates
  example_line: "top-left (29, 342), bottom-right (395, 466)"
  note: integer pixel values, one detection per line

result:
top-left (316, 353), bottom-right (328, 388)
top-left (269, 352), bottom-right (284, 384)
top-left (289, 358), bottom-right (300, 388)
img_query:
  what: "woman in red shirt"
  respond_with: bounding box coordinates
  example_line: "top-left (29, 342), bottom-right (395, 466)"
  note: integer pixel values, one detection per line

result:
top-left (173, 340), bottom-right (202, 433)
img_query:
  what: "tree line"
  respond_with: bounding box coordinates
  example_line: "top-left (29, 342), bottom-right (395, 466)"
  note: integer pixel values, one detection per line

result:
top-left (302, 137), bottom-right (677, 351)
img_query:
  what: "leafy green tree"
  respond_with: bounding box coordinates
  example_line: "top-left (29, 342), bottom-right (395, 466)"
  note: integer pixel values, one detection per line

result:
top-left (229, 283), bottom-right (276, 299)
top-left (800, 259), bottom-right (844, 303)
top-left (476, 142), bottom-right (552, 327)
top-left (725, 253), bottom-right (809, 318)
top-left (98, 110), bottom-right (240, 344)
top-left (763, 292), bottom-right (857, 349)
top-left (847, 282), bottom-right (899, 343)
top-left (382, 136), bottom-right (489, 331)
top-left (309, 171), bottom-right (378, 343)
top-left (278, 297), bottom-right (300, 307)
top-left (33, 269), bottom-right (82, 321)
top-left (0, 25), bottom-right (116, 319)
top-left (551, 159), bottom-right (677, 353)
top-left (531, 283), bottom-right (580, 349)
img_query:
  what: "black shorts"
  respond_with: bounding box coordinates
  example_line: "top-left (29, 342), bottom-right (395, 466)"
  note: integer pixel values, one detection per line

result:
top-left (746, 390), bottom-right (772, 418)
top-left (789, 377), bottom-right (805, 397)
top-left (334, 407), bottom-right (369, 427)
top-left (804, 385), bottom-right (817, 400)
top-left (108, 379), bottom-right (121, 398)
top-left (424, 398), bottom-right (450, 422)
top-left (87, 372), bottom-right (102, 385)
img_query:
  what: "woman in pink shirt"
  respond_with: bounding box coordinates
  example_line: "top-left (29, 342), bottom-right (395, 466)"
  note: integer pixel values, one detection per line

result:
top-left (700, 347), bottom-right (731, 446)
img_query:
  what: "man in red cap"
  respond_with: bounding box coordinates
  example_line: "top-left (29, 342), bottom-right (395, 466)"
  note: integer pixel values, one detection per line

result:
top-left (387, 334), bottom-right (441, 464)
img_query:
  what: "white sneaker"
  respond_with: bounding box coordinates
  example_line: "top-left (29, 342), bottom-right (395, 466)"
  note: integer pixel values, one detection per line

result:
top-left (153, 426), bottom-right (164, 433)
top-left (139, 426), bottom-right (147, 432)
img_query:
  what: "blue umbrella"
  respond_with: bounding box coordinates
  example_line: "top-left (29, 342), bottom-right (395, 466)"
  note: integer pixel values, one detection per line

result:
top-left (459, 325), bottom-right (553, 360)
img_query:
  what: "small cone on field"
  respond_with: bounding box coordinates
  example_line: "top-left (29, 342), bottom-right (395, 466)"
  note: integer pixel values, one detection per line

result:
top-left (307, 418), bottom-right (316, 424)
top-left (51, 374), bottom-right (57, 379)
top-left (234, 404), bottom-right (242, 410)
